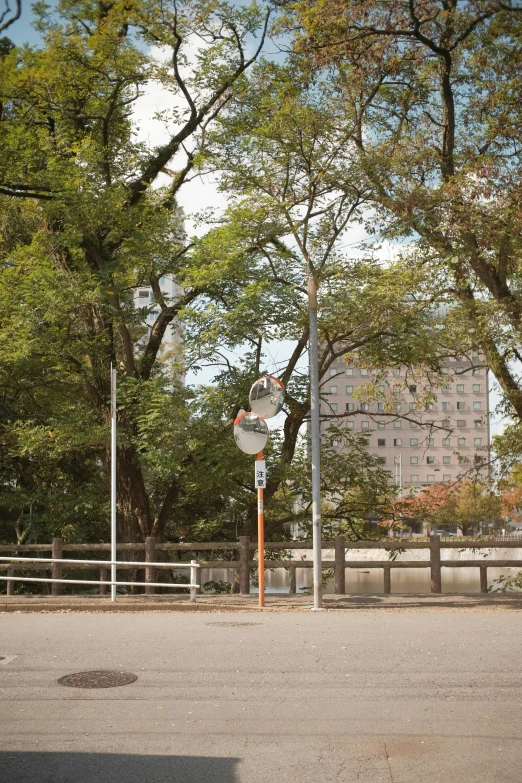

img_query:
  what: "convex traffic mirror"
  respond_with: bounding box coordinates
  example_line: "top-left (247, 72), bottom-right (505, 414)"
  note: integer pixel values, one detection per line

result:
top-left (249, 376), bottom-right (285, 419)
top-left (233, 412), bottom-right (269, 455)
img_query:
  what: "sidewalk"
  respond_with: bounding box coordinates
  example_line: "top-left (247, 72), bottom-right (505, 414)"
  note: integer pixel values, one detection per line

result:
top-left (2, 592), bottom-right (522, 612)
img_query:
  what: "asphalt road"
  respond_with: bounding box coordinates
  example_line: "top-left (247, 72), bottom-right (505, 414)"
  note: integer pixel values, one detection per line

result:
top-left (1, 610), bottom-right (521, 782)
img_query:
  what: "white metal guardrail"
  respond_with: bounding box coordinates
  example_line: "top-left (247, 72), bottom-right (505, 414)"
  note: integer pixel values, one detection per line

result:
top-left (0, 556), bottom-right (200, 602)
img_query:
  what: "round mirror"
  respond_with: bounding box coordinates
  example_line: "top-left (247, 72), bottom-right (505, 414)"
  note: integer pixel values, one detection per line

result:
top-left (249, 376), bottom-right (285, 419)
top-left (234, 412), bottom-right (269, 455)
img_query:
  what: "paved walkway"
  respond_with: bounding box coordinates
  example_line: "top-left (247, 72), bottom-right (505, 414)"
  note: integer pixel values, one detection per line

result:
top-left (2, 592), bottom-right (522, 612)
top-left (1, 610), bottom-right (522, 782)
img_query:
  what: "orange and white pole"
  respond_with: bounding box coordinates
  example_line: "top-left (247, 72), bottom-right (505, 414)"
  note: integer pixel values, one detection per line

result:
top-left (257, 451), bottom-right (265, 607)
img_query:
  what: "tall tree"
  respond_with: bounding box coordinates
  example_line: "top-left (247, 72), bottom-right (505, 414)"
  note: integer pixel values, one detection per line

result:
top-left (177, 60), bottom-right (446, 537)
top-left (282, 0), bottom-right (522, 424)
top-left (0, 0), bottom-right (270, 542)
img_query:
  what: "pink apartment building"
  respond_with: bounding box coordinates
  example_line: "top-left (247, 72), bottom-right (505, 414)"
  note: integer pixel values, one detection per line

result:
top-left (320, 353), bottom-right (490, 491)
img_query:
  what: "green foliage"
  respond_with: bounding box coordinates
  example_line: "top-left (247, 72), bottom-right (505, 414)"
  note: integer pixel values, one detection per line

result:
top-left (203, 579), bottom-right (232, 594)
top-left (282, 0), bottom-right (522, 429)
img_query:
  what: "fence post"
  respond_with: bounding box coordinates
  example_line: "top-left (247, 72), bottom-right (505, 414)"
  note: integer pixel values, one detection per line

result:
top-left (7, 567), bottom-right (14, 596)
top-left (383, 565), bottom-right (391, 595)
top-left (145, 536), bottom-right (156, 595)
top-left (480, 566), bottom-right (488, 594)
top-left (51, 537), bottom-right (63, 596)
top-left (334, 535), bottom-right (346, 594)
top-left (289, 564), bottom-right (297, 595)
top-left (100, 567), bottom-right (109, 596)
top-left (430, 534), bottom-right (442, 594)
top-left (238, 536), bottom-right (251, 595)
top-left (190, 560), bottom-right (197, 603)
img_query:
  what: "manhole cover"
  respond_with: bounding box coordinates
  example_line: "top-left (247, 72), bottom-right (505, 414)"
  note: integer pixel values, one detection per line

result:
top-left (206, 622), bottom-right (261, 627)
top-left (58, 671), bottom-right (138, 688)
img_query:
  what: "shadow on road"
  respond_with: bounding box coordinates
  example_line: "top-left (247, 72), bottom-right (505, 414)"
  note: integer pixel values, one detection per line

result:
top-left (0, 751), bottom-right (240, 783)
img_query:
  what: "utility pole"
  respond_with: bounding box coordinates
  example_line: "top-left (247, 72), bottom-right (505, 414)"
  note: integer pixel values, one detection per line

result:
top-left (110, 364), bottom-right (117, 602)
top-left (308, 271), bottom-right (323, 610)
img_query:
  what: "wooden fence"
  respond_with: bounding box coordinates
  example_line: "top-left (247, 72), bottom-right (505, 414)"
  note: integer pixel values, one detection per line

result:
top-left (1, 535), bottom-right (522, 596)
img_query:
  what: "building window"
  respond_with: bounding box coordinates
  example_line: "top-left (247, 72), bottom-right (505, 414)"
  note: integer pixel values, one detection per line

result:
top-left (473, 401), bottom-right (481, 410)
top-left (441, 384), bottom-right (450, 392)
top-left (473, 368), bottom-right (480, 376)
top-left (346, 421), bottom-right (354, 429)
top-left (427, 438), bottom-right (434, 446)
top-left (410, 438), bottom-right (418, 446)
top-left (376, 456), bottom-right (386, 464)
top-left (409, 384), bottom-right (417, 393)
top-left (427, 456), bottom-right (435, 464)
top-left (425, 384), bottom-right (432, 391)
top-left (346, 385), bottom-right (353, 394)
top-left (346, 402), bottom-right (354, 411)
top-left (474, 438), bottom-right (482, 446)
top-left (361, 403), bottom-right (369, 411)
top-left (360, 368), bottom-right (368, 376)
top-left (473, 384), bottom-right (481, 392)
top-left (442, 402), bottom-right (449, 410)
top-left (377, 402), bottom-right (384, 411)
top-left (378, 384), bottom-right (385, 392)
top-left (458, 437), bottom-right (466, 446)
top-left (410, 421), bottom-right (418, 429)
top-left (443, 437), bottom-right (450, 446)
top-left (457, 420), bottom-right (466, 427)
top-left (427, 474), bottom-right (435, 482)
top-left (361, 421), bottom-right (369, 429)
top-left (330, 368), bottom-right (337, 376)
top-left (393, 368), bottom-right (401, 376)
top-left (362, 438), bottom-right (369, 445)
top-left (408, 402), bottom-right (415, 411)
top-left (443, 456), bottom-right (451, 464)
top-left (472, 350), bottom-right (479, 358)
top-left (425, 403), bottom-right (433, 411)
top-left (442, 419), bottom-right (450, 427)
top-left (393, 420), bottom-right (401, 429)
top-left (333, 440), bottom-right (339, 447)
top-left (345, 369), bottom-right (353, 376)
top-left (138, 289), bottom-right (149, 298)
top-left (394, 438), bottom-right (402, 446)
top-left (474, 420), bottom-right (482, 428)
top-left (329, 385), bottom-right (338, 394)
top-left (411, 474), bottom-right (419, 483)
top-left (457, 401), bottom-right (465, 410)
top-left (441, 367), bottom-right (449, 374)
top-left (456, 384), bottom-right (464, 392)
top-left (426, 420), bottom-right (434, 426)
top-left (410, 456), bottom-right (418, 464)
top-left (378, 421), bottom-right (385, 429)
top-left (331, 403), bottom-right (338, 411)
top-left (443, 474), bottom-right (451, 482)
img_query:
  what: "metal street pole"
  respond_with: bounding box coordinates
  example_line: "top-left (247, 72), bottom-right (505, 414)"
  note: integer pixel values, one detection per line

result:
top-left (308, 273), bottom-right (323, 610)
top-left (110, 364), bottom-right (117, 602)
top-left (257, 451), bottom-right (265, 608)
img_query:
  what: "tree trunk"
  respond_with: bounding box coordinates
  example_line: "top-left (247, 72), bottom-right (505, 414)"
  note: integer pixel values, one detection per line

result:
top-left (114, 444), bottom-right (153, 543)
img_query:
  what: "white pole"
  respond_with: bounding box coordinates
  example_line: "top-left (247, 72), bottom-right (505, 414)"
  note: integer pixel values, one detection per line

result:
top-left (308, 273), bottom-right (323, 610)
top-left (190, 559), bottom-right (197, 603)
top-left (111, 364), bottom-right (117, 602)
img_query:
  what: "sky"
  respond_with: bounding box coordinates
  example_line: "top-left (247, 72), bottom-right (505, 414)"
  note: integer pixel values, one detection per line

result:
top-left (5, 3), bottom-right (508, 439)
